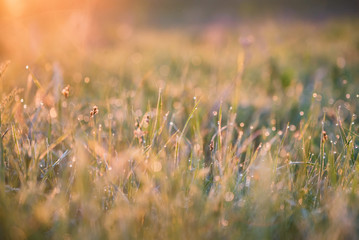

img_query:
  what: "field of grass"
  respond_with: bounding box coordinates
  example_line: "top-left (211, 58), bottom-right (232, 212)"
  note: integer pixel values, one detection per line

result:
top-left (1, 12), bottom-right (359, 239)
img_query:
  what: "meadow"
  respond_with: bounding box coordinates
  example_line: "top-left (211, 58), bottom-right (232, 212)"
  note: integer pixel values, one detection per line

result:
top-left (1, 7), bottom-right (359, 239)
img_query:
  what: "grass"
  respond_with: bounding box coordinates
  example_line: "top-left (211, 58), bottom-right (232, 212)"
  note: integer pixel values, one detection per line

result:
top-left (0, 18), bottom-right (359, 239)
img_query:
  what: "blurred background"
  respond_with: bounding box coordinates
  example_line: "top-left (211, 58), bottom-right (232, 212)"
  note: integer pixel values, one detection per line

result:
top-left (0, 0), bottom-right (358, 108)
top-left (1, 0), bottom-right (358, 64)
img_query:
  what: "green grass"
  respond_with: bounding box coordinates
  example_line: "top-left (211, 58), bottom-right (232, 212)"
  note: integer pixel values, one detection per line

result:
top-left (1, 19), bottom-right (359, 239)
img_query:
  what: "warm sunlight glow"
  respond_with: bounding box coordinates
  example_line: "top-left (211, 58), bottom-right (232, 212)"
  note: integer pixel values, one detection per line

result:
top-left (4, 0), bottom-right (25, 17)
top-left (0, 0), bottom-right (358, 239)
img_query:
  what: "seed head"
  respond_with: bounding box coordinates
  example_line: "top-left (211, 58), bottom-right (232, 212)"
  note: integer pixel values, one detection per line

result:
top-left (134, 120), bottom-right (140, 128)
top-left (134, 128), bottom-right (145, 138)
top-left (141, 114), bottom-right (151, 128)
top-left (134, 127), bottom-right (146, 143)
top-left (61, 85), bottom-right (70, 98)
top-left (209, 140), bottom-right (214, 152)
top-left (90, 105), bottom-right (99, 118)
top-left (322, 131), bottom-right (328, 143)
